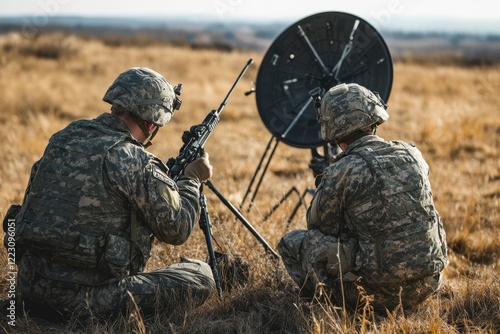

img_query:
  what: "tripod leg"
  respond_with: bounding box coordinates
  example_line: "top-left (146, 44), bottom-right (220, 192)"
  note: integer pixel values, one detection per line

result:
top-left (286, 187), bottom-right (314, 227)
top-left (199, 193), bottom-right (223, 300)
top-left (240, 136), bottom-right (275, 209)
top-left (262, 187), bottom-right (301, 222)
top-left (248, 137), bottom-right (279, 213)
top-left (240, 136), bottom-right (280, 213)
top-left (205, 180), bottom-right (279, 259)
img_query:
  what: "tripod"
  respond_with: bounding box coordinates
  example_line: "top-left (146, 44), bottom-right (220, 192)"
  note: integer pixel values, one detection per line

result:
top-left (198, 179), bottom-right (279, 299)
top-left (240, 137), bottom-right (337, 226)
top-left (205, 180), bottom-right (279, 258)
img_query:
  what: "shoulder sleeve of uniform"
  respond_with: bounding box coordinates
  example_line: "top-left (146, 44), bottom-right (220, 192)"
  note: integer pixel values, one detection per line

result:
top-left (105, 143), bottom-right (200, 245)
top-left (150, 156), bottom-right (169, 172)
top-left (143, 161), bottom-right (200, 245)
top-left (396, 140), bottom-right (430, 175)
top-left (149, 159), bottom-right (178, 191)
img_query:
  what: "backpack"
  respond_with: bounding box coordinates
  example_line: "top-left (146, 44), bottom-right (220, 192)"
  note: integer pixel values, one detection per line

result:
top-left (3, 204), bottom-right (25, 264)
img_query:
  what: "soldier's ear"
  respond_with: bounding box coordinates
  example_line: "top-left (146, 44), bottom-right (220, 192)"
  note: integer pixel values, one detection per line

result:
top-left (145, 122), bottom-right (157, 132)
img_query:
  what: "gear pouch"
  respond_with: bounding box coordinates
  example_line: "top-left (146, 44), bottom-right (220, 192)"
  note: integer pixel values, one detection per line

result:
top-left (98, 234), bottom-right (131, 278)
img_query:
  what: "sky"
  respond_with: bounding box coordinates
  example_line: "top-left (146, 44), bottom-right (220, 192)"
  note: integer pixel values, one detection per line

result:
top-left (1, 0), bottom-right (499, 34)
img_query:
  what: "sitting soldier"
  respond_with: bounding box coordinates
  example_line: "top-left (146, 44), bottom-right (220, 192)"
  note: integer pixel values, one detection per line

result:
top-left (5, 67), bottom-right (215, 320)
top-left (278, 83), bottom-right (449, 312)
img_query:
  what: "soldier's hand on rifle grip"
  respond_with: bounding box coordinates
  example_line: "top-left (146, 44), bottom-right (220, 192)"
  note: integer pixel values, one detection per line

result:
top-left (182, 152), bottom-right (213, 183)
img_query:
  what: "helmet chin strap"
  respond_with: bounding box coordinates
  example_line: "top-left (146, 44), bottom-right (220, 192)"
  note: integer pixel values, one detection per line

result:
top-left (138, 121), bottom-right (159, 148)
top-left (124, 110), bottom-right (165, 148)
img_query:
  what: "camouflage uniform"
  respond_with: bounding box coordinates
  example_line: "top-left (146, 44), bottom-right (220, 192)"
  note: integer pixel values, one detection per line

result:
top-left (14, 113), bottom-right (214, 318)
top-left (278, 83), bottom-right (448, 312)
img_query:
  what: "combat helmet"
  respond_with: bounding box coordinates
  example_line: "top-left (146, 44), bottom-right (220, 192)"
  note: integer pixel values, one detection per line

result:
top-left (317, 83), bottom-right (389, 143)
top-left (103, 67), bottom-right (182, 127)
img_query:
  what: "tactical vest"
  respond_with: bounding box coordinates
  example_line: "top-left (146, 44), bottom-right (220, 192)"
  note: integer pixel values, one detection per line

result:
top-left (343, 139), bottom-right (447, 285)
top-left (14, 119), bottom-right (152, 285)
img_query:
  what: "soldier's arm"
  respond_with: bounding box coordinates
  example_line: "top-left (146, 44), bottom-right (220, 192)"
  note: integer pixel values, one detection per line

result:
top-left (140, 162), bottom-right (201, 245)
top-left (105, 145), bottom-right (201, 245)
top-left (306, 164), bottom-right (346, 236)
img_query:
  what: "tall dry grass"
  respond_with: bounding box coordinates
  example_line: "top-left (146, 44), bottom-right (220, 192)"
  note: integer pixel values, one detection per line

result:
top-left (0, 32), bottom-right (499, 333)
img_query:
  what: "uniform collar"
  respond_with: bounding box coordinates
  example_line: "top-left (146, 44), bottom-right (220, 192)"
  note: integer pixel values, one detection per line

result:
top-left (95, 113), bottom-right (128, 131)
top-left (95, 113), bottom-right (142, 145)
top-left (334, 135), bottom-right (384, 161)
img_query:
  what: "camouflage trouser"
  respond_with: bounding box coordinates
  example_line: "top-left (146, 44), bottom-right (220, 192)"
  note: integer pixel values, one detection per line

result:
top-left (17, 256), bottom-right (215, 319)
top-left (278, 229), bottom-right (442, 312)
top-left (277, 229), bottom-right (355, 297)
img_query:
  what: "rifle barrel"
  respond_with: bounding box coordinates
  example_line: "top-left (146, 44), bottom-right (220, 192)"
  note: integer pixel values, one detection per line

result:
top-left (216, 58), bottom-right (254, 116)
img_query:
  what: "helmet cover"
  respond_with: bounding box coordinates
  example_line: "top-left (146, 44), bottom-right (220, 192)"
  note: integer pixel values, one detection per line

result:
top-left (103, 67), bottom-right (180, 126)
top-left (318, 83), bottom-right (389, 142)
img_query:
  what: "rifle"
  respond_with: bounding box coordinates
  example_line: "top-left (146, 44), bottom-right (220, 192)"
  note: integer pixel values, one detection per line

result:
top-left (167, 58), bottom-right (253, 180)
top-left (167, 59), bottom-right (254, 299)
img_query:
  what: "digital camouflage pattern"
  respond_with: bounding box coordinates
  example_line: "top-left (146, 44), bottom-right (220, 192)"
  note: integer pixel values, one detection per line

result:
top-left (278, 135), bottom-right (448, 311)
top-left (14, 113), bottom-right (214, 317)
top-left (278, 229), bottom-right (358, 293)
top-left (318, 83), bottom-right (389, 142)
top-left (18, 255), bottom-right (214, 319)
top-left (103, 67), bottom-right (178, 126)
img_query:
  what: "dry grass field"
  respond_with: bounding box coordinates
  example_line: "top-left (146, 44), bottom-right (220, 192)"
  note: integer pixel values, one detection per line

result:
top-left (0, 32), bottom-right (499, 333)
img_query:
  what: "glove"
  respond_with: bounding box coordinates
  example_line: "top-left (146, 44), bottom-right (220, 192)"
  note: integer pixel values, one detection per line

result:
top-left (309, 156), bottom-right (329, 178)
top-left (183, 152), bottom-right (213, 183)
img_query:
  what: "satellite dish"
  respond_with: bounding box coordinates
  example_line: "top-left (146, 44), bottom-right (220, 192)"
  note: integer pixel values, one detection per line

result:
top-left (255, 12), bottom-right (393, 148)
